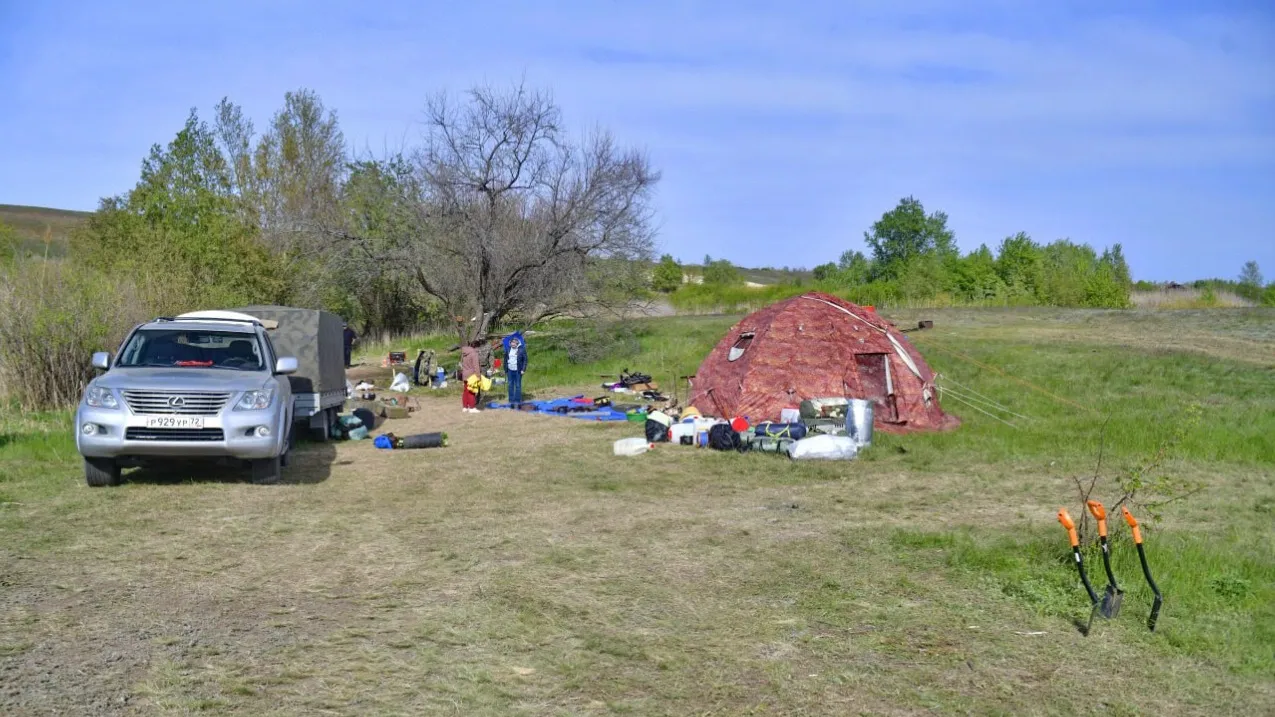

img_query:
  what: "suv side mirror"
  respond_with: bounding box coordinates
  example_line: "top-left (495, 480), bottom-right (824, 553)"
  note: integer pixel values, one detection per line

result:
top-left (91, 352), bottom-right (111, 370)
top-left (274, 357), bottom-right (299, 375)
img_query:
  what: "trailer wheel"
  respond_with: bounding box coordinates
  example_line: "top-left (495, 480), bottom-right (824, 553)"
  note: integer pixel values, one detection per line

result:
top-left (84, 458), bottom-right (122, 487)
top-left (311, 408), bottom-right (333, 442)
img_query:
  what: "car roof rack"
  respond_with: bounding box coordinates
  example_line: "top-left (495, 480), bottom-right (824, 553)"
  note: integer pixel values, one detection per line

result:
top-left (150, 316), bottom-right (263, 326)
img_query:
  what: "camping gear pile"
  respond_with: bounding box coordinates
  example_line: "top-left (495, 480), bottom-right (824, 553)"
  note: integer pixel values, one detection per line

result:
top-left (488, 396), bottom-right (628, 421)
top-left (486, 395), bottom-right (662, 422)
top-left (1057, 501), bottom-right (1163, 635)
top-left (601, 369), bottom-right (669, 402)
top-left (332, 374), bottom-right (429, 442)
top-left (614, 396), bottom-right (875, 460)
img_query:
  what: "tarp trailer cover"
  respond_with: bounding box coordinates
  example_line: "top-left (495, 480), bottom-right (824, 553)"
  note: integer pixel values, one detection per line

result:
top-left (237, 305), bottom-right (347, 440)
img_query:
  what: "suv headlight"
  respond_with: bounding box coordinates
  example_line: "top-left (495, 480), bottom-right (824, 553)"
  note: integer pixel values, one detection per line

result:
top-left (85, 385), bottom-right (119, 409)
top-left (234, 388), bottom-right (275, 411)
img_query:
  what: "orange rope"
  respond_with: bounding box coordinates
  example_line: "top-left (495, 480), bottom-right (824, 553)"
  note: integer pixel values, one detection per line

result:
top-left (915, 335), bottom-right (1098, 415)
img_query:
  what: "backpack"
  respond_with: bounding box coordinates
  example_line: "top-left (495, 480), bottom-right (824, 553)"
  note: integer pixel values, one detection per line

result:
top-left (707, 423), bottom-right (744, 452)
top-left (645, 419), bottom-right (669, 443)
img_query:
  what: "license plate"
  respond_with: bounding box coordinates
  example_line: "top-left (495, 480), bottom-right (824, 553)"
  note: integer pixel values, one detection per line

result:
top-left (144, 416), bottom-right (205, 429)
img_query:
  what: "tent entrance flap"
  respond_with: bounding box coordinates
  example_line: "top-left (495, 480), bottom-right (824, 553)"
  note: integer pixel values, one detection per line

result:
top-left (854, 353), bottom-right (898, 422)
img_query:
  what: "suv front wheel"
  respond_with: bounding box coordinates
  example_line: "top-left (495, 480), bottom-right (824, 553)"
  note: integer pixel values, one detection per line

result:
top-left (84, 458), bottom-right (122, 487)
top-left (251, 455), bottom-right (281, 485)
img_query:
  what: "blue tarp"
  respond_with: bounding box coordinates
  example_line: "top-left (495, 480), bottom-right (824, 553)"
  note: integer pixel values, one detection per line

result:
top-left (486, 395), bottom-right (632, 421)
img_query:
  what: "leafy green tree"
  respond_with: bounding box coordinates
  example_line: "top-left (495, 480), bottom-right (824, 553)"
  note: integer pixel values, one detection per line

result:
top-left (703, 258), bottom-right (742, 286)
top-left (1262, 283), bottom-right (1275, 307)
top-left (1083, 260), bottom-right (1131, 308)
top-left (77, 110), bottom-right (288, 307)
top-left (651, 254), bottom-right (683, 292)
top-left (995, 232), bottom-right (1043, 300)
top-left (1033, 239), bottom-right (1131, 308)
top-left (895, 254), bottom-right (950, 302)
top-left (837, 250), bottom-right (872, 285)
top-left (1102, 243), bottom-right (1133, 291)
top-left (1238, 261), bottom-right (1264, 302)
top-left (1039, 239), bottom-right (1098, 306)
top-left (811, 262), bottom-right (838, 282)
top-left (329, 156), bottom-right (425, 333)
top-left (952, 244), bottom-right (1006, 301)
top-left (863, 197), bottom-right (957, 280)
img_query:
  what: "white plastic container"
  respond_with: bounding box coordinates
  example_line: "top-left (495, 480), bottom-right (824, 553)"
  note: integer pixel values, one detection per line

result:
top-left (613, 437), bottom-right (651, 456)
top-left (780, 407), bottom-right (801, 424)
top-left (669, 422), bottom-right (696, 444)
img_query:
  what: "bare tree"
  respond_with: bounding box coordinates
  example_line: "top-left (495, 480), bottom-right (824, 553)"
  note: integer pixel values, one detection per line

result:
top-left (402, 82), bottom-right (659, 344)
top-left (214, 90), bottom-right (349, 308)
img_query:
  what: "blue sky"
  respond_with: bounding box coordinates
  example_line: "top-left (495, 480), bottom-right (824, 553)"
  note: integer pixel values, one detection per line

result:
top-left (1, 1), bottom-right (1272, 281)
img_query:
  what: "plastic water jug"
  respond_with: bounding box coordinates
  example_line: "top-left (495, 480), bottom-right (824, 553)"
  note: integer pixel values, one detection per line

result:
top-left (613, 437), bottom-right (650, 456)
top-left (669, 422), bottom-right (696, 444)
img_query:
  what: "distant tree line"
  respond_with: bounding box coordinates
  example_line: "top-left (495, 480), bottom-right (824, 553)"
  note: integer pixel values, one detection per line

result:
top-left (654, 197), bottom-right (1142, 309)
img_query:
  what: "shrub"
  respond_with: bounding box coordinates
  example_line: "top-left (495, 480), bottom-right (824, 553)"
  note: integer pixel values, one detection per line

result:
top-left (651, 255), bottom-right (683, 293)
top-left (0, 261), bottom-right (162, 410)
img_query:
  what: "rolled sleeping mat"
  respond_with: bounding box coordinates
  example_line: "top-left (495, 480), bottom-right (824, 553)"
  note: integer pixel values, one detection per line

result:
top-left (398, 432), bottom-right (446, 449)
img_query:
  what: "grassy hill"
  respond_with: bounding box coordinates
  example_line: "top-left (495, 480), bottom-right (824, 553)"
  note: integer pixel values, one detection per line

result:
top-left (0, 204), bottom-right (91, 258)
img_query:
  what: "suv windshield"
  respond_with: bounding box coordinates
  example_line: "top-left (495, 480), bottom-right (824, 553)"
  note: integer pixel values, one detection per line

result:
top-left (117, 329), bottom-right (266, 371)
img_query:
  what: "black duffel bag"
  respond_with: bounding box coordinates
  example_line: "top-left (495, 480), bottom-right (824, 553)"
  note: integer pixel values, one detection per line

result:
top-left (707, 423), bottom-right (744, 452)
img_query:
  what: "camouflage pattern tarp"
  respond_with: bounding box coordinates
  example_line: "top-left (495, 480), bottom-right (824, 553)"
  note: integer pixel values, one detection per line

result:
top-left (686, 292), bottom-right (958, 434)
top-left (235, 306), bottom-right (346, 395)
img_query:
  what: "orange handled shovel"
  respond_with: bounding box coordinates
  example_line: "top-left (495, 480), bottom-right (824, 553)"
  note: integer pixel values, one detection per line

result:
top-left (1058, 508), bottom-right (1101, 634)
top-left (1122, 506), bottom-right (1163, 632)
top-left (1086, 500), bottom-right (1124, 618)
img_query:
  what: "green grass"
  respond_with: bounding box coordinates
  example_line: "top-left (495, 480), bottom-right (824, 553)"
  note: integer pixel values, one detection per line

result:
top-left (891, 526), bottom-right (1275, 675)
top-left (3, 308), bottom-right (1274, 714)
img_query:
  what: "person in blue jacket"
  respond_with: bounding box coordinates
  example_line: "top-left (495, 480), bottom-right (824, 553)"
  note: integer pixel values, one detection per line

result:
top-left (503, 331), bottom-right (528, 406)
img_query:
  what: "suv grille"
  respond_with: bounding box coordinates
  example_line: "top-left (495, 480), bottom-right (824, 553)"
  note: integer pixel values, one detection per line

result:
top-left (122, 391), bottom-right (230, 416)
top-left (125, 428), bottom-right (225, 442)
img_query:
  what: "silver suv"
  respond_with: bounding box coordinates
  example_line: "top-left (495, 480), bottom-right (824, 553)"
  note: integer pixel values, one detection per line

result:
top-left (75, 315), bottom-right (298, 486)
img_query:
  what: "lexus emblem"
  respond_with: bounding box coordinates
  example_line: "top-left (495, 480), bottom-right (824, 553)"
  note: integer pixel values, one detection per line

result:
top-left (169, 397), bottom-right (186, 407)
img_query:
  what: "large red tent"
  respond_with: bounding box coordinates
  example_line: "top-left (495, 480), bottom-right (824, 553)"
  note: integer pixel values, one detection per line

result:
top-left (686, 292), bottom-right (959, 433)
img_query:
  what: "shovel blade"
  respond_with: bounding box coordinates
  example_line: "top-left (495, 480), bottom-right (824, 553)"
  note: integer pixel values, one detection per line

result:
top-left (1099, 586), bottom-right (1123, 619)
